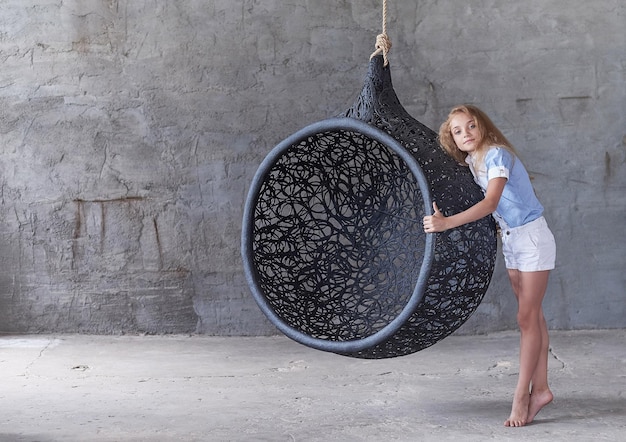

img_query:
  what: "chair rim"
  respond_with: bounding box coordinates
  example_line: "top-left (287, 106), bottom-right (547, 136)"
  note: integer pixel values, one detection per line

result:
top-left (241, 116), bottom-right (435, 354)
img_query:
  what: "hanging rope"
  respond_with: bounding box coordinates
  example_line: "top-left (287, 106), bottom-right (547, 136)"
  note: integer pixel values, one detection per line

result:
top-left (370, 0), bottom-right (392, 66)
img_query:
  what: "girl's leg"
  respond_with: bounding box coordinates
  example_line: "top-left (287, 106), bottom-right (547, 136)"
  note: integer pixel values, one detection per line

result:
top-left (527, 310), bottom-right (553, 423)
top-left (504, 269), bottom-right (551, 427)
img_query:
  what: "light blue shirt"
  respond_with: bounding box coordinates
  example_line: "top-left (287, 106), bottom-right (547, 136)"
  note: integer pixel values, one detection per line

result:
top-left (465, 147), bottom-right (543, 228)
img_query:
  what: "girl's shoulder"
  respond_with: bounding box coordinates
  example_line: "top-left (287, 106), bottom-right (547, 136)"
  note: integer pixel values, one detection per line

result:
top-left (484, 145), bottom-right (516, 166)
top-left (486, 145), bottom-right (515, 159)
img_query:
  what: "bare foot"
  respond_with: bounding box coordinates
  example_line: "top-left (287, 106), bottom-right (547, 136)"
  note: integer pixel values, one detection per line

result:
top-left (527, 389), bottom-right (553, 424)
top-left (504, 392), bottom-right (529, 427)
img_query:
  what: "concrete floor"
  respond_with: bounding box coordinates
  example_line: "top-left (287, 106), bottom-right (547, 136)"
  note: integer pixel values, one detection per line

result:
top-left (0, 329), bottom-right (624, 442)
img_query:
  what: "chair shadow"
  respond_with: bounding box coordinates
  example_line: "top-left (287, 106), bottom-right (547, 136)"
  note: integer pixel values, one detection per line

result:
top-left (531, 395), bottom-right (626, 424)
top-left (0, 435), bottom-right (57, 442)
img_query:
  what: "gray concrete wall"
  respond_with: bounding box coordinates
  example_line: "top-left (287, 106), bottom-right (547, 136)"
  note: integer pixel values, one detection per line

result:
top-left (0, 0), bottom-right (624, 335)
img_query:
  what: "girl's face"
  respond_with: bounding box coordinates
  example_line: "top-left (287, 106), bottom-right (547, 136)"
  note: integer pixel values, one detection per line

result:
top-left (449, 112), bottom-right (482, 154)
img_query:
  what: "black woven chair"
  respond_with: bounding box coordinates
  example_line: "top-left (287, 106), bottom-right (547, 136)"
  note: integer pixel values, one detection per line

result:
top-left (242, 55), bottom-right (497, 358)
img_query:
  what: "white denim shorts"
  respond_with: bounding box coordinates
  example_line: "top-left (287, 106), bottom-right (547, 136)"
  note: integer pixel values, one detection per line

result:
top-left (499, 216), bottom-right (556, 272)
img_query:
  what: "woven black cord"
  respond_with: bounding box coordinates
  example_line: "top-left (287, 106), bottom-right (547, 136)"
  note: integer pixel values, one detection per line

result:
top-left (242, 55), bottom-right (496, 358)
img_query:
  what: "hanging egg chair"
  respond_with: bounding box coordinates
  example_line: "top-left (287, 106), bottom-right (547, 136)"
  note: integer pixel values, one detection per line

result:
top-left (241, 15), bottom-right (497, 359)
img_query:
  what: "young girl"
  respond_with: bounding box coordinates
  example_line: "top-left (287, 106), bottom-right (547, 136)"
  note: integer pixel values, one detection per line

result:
top-left (423, 104), bottom-right (556, 427)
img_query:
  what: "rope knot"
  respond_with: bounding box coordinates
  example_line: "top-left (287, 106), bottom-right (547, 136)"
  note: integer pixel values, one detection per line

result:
top-left (370, 33), bottom-right (392, 66)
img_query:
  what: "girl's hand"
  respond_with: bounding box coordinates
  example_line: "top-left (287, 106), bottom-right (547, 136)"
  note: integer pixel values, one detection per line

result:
top-left (423, 202), bottom-right (448, 233)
